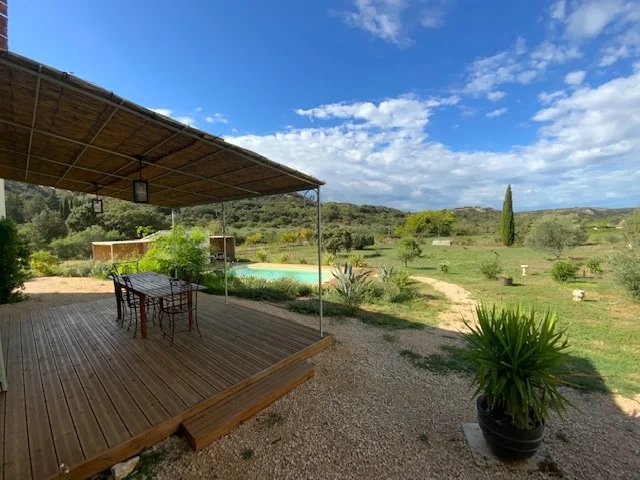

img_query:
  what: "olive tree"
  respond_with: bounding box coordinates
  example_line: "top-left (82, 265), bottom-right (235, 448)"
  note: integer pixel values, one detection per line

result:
top-left (524, 216), bottom-right (587, 257)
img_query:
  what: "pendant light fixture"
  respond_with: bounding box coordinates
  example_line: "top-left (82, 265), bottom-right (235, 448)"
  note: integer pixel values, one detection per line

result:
top-left (91, 183), bottom-right (103, 214)
top-left (133, 158), bottom-right (149, 203)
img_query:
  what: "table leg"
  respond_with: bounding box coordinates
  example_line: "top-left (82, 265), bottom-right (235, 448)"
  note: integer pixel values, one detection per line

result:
top-left (187, 290), bottom-right (193, 329)
top-left (139, 293), bottom-right (148, 338)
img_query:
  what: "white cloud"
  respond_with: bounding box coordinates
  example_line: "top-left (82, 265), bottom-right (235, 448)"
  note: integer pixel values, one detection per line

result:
top-left (205, 113), bottom-right (229, 124)
top-left (174, 116), bottom-right (197, 126)
top-left (550, 0), bottom-right (566, 21)
top-left (339, 0), bottom-right (449, 46)
top-left (486, 107), bottom-right (507, 118)
top-left (565, 0), bottom-right (625, 39)
top-left (463, 39), bottom-right (581, 97)
top-left (150, 108), bottom-right (172, 117)
top-left (226, 71), bottom-right (640, 210)
top-left (538, 90), bottom-right (566, 104)
top-left (487, 91), bottom-right (506, 102)
top-left (565, 70), bottom-right (587, 85)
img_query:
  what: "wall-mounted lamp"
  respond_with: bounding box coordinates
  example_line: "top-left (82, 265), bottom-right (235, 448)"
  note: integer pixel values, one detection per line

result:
top-left (133, 158), bottom-right (149, 203)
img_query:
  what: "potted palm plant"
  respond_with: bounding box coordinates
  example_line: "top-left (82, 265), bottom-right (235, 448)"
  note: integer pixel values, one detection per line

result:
top-left (463, 304), bottom-right (572, 458)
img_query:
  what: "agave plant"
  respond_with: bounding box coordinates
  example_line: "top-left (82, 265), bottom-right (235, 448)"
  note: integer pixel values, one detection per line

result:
top-left (332, 262), bottom-right (371, 312)
top-left (463, 303), bottom-right (572, 429)
top-left (379, 265), bottom-right (395, 282)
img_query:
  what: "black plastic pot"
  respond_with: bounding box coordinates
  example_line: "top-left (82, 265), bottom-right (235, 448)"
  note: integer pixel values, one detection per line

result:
top-left (476, 396), bottom-right (544, 459)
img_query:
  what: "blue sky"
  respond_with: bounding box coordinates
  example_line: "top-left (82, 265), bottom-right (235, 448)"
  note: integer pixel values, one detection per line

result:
top-left (9, 0), bottom-right (640, 210)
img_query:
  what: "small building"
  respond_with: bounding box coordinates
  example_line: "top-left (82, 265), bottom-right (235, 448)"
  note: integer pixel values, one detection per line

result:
top-left (92, 238), bottom-right (154, 262)
top-left (210, 235), bottom-right (236, 260)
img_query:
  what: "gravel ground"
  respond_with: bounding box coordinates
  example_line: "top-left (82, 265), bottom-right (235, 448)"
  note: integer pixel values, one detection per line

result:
top-left (3, 277), bottom-right (638, 479)
top-left (152, 296), bottom-right (640, 480)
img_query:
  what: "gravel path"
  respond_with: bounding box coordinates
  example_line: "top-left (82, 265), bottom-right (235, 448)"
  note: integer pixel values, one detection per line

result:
top-left (2, 277), bottom-right (638, 479)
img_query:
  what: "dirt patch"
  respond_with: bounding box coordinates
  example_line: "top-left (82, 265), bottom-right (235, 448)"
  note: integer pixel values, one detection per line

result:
top-left (411, 275), bottom-right (477, 329)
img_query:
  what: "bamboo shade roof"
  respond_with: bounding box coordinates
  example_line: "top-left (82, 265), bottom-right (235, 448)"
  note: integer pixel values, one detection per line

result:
top-left (0, 51), bottom-right (323, 207)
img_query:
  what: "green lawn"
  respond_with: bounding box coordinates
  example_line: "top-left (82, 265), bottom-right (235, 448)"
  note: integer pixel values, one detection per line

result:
top-left (238, 239), bottom-right (640, 398)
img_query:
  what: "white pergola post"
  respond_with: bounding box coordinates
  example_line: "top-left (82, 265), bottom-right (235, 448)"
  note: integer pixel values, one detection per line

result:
top-left (222, 201), bottom-right (228, 304)
top-left (316, 186), bottom-right (323, 337)
top-left (0, 178), bottom-right (6, 390)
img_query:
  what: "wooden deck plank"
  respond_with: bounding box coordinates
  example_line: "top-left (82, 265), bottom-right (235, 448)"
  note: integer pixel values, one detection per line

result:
top-left (20, 316), bottom-right (59, 479)
top-left (83, 306), bottom-right (205, 411)
top-left (31, 311), bottom-right (86, 472)
top-left (60, 305), bottom-right (152, 437)
top-left (68, 305), bottom-right (172, 426)
top-left (40, 308), bottom-right (110, 459)
top-left (0, 294), bottom-right (332, 480)
top-left (3, 316), bottom-right (31, 480)
top-left (72, 307), bottom-right (193, 417)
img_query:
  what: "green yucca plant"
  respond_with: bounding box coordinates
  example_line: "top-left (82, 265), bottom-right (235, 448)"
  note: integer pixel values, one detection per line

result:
top-left (463, 304), bottom-right (572, 429)
top-left (379, 265), bottom-right (395, 282)
top-left (332, 262), bottom-right (371, 312)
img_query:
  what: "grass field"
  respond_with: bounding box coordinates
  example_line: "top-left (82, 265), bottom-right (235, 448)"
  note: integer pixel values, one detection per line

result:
top-left (237, 239), bottom-right (639, 398)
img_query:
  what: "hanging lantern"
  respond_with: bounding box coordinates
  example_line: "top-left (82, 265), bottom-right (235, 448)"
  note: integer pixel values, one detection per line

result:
top-left (133, 158), bottom-right (149, 203)
top-left (91, 183), bottom-right (103, 213)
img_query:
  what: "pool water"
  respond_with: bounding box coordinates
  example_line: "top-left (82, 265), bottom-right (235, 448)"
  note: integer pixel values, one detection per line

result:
top-left (232, 265), bottom-right (330, 284)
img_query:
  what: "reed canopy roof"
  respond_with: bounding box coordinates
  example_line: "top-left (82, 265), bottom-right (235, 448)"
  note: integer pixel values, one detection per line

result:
top-left (0, 51), bottom-right (323, 207)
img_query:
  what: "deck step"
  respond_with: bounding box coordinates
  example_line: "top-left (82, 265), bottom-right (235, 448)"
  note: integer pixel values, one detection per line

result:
top-left (181, 360), bottom-right (314, 450)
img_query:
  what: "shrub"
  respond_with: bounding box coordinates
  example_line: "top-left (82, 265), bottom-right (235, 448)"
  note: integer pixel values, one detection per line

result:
top-left (347, 252), bottom-right (366, 267)
top-left (30, 250), bottom-right (61, 277)
top-left (525, 216), bottom-right (587, 257)
top-left (56, 260), bottom-right (95, 277)
top-left (276, 252), bottom-right (290, 264)
top-left (139, 226), bottom-right (207, 280)
top-left (324, 228), bottom-right (353, 254)
top-left (255, 250), bottom-right (268, 262)
top-left (398, 237), bottom-right (422, 267)
top-left (479, 258), bottom-right (502, 280)
top-left (331, 262), bottom-right (371, 312)
top-left (463, 304), bottom-right (572, 429)
top-left (383, 282), bottom-right (416, 303)
top-left (610, 249), bottom-right (640, 300)
top-left (550, 260), bottom-right (580, 282)
top-left (50, 225), bottom-right (108, 260)
top-left (298, 257), bottom-right (308, 264)
top-left (352, 233), bottom-right (375, 250)
top-left (322, 252), bottom-right (335, 266)
top-left (585, 257), bottom-right (603, 275)
top-left (379, 265), bottom-right (395, 282)
top-left (0, 218), bottom-right (30, 303)
top-left (439, 262), bottom-right (450, 273)
top-left (390, 270), bottom-right (412, 289)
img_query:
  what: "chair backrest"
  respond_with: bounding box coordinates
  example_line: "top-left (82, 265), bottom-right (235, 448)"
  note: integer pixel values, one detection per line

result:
top-left (121, 275), bottom-right (137, 307)
top-left (167, 278), bottom-right (189, 310)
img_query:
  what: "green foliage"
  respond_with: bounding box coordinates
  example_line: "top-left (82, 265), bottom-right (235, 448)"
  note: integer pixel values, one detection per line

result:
top-left (276, 252), bottom-right (290, 264)
top-left (324, 228), bottom-right (353, 254)
top-left (66, 204), bottom-right (96, 232)
top-left (50, 225), bottom-right (108, 259)
top-left (24, 209), bottom-right (67, 250)
top-left (379, 265), bottom-right (395, 282)
top-left (279, 230), bottom-right (298, 245)
top-left (101, 200), bottom-right (169, 238)
top-left (347, 252), bottom-right (366, 267)
top-left (331, 262), bottom-right (371, 312)
top-left (322, 252), bottom-right (336, 266)
top-left (622, 208), bottom-right (640, 247)
top-left (398, 210), bottom-right (456, 237)
top-left (585, 257), bottom-right (603, 275)
top-left (479, 258), bottom-right (502, 279)
top-left (136, 225), bottom-right (156, 238)
top-left (462, 304), bottom-right (572, 429)
top-left (550, 260), bottom-right (580, 282)
top-left (202, 270), bottom-right (309, 301)
top-left (0, 218), bottom-right (30, 303)
top-left (525, 216), bottom-right (587, 257)
top-left (255, 249), bottom-right (268, 262)
top-left (139, 226), bottom-right (206, 280)
top-left (240, 448), bottom-right (254, 461)
top-left (501, 184), bottom-right (515, 246)
top-left (352, 233), bottom-right (375, 250)
top-left (397, 237), bottom-right (422, 267)
top-left (245, 232), bottom-right (264, 245)
top-left (30, 251), bottom-right (61, 276)
top-left (439, 261), bottom-right (450, 273)
top-left (286, 299), bottom-right (354, 317)
top-left (610, 248), bottom-right (640, 300)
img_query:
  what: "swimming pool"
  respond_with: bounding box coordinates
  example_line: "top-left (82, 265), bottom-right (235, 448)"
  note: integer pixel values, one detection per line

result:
top-left (232, 264), bottom-right (331, 284)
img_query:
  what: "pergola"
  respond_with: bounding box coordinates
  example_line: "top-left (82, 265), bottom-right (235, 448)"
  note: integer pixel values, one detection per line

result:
top-left (0, 51), bottom-right (327, 388)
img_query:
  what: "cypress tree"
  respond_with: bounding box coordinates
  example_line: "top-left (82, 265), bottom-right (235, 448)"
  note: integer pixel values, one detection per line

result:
top-left (501, 184), bottom-right (515, 246)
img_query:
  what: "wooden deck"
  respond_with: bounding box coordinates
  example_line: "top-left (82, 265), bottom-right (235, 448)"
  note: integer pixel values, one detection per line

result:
top-left (0, 294), bottom-right (332, 480)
